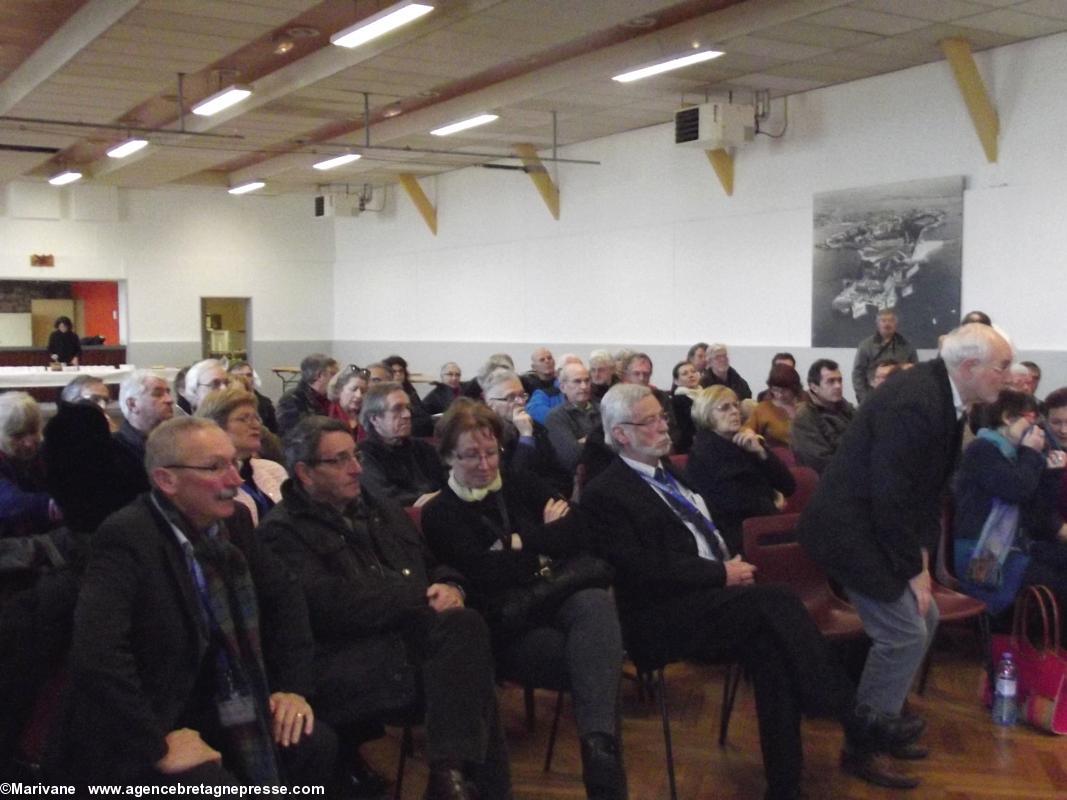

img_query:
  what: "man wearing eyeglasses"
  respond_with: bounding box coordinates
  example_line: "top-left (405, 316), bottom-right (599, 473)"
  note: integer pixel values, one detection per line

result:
top-left (581, 384), bottom-right (927, 800)
top-left (181, 359), bottom-right (231, 415)
top-left (60, 417), bottom-right (335, 789)
top-left (258, 416), bottom-right (510, 800)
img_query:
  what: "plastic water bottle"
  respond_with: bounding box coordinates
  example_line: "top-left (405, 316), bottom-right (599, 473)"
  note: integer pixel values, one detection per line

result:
top-left (992, 652), bottom-right (1018, 726)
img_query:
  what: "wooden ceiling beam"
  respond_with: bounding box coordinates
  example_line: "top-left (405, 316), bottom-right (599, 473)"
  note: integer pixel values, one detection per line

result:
top-left (705, 148), bottom-right (734, 196)
top-left (398, 173), bottom-right (437, 235)
top-left (940, 37), bottom-right (998, 163)
top-left (513, 143), bottom-right (559, 220)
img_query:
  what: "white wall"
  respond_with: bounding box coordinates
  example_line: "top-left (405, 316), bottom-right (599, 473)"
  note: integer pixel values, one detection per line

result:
top-left (0, 185), bottom-right (335, 398)
top-left (333, 30), bottom-right (1067, 397)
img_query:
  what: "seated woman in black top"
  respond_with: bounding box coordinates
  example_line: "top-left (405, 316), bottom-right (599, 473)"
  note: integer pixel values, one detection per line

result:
top-left (358, 382), bottom-right (445, 508)
top-left (669, 360), bottom-right (701, 454)
top-left (953, 389), bottom-right (1067, 619)
top-left (47, 315), bottom-right (81, 366)
top-left (685, 386), bottom-right (795, 556)
top-left (421, 399), bottom-right (625, 800)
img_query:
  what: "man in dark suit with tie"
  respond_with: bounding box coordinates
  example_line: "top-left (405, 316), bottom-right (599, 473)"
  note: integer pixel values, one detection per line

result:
top-left (580, 384), bottom-right (923, 800)
top-left (798, 323), bottom-right (1012, 788)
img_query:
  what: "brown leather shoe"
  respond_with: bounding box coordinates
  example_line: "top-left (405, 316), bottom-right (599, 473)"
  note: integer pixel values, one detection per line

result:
top-left (840, 748), bottom-right (920, 789)
top-left (424, 764), bottom-right (480, 800)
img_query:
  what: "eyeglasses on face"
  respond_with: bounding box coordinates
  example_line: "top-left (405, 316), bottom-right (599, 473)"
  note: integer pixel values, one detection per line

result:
top-left (230, 412), bottom-right (262, 426)
top-left (453, 448), bottom-right (502, 465)
top-left (487, 392), bottom-right (527, 403)
top-left (619, 412), bottom-right (669, 427)
top-left (310, 450), bottom-right (360, 468)
top-left (164, 459), bottom-right (241, 476)
top-left (713, 402), bottom-right (740, 413)
top-left (198, 378), bottom-right (230, 390)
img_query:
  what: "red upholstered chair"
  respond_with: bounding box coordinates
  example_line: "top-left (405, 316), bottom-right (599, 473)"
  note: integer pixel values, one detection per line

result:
top-left (742, 513), bottom-right (866, 642)
top-left (782, 466), bottom-right (819, 515)
top-left (667, 453), bottom-right (688, 472)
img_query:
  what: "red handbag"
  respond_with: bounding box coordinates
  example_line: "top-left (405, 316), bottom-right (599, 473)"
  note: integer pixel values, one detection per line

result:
top-left (983, 585), bottom-right (1067, 734)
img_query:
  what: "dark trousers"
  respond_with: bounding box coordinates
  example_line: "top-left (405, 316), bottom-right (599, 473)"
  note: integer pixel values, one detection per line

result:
top-left (497, 587), bottom-right (623, 737)
top-left (627, 584), bottom-right (854, 795)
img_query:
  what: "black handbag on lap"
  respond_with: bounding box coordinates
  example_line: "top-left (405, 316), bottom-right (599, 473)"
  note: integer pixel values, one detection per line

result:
top-left (483, 492), bottom-right (613, 633)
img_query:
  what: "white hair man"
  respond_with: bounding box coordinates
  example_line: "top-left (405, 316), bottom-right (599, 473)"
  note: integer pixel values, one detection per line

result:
top-left (581, 383), bottom-right (925, 799)
top-left (114, 369), bottom-right (176, 482)
top-left (588, 350), bottom-right (617, 402)
top-left (482, 368), bottom-right (571, 495)
top-left (699, 343), bottom-right (753, 400)
top-left (545, 361), bottom-right (600, 473)
top-left (798, 322), bottom-right (1012, 787)
top-left (182, 358), bottom-right (230, 414)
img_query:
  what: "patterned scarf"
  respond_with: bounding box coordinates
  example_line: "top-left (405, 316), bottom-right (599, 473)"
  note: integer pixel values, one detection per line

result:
top-left (154, 494), bottom-right (280, 785)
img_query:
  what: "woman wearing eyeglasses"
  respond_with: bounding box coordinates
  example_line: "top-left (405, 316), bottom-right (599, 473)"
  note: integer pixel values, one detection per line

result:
top-left (197, 387), bottom-right (286, 525)
top-left (685, 386), bottom-right (795, 556)
top-left (422, 398), bottom-right (626, 800)
top-left (326, 365), bottom-right (369, 443)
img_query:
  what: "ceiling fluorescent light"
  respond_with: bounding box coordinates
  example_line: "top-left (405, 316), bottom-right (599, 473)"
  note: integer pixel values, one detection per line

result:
top-left (430, 114), bottom-right (498, 136)
top-left (192, 85), bottom-right (252, 116)
top-left (228, 181), bottom-right (265, 195)
top-left (106, 138), bottom-right (148, 159)
top-left (331, 1), bottom-right (434, 49)
top-left (612, 50), bottom-right (724, 83)
top-left (48, 169), bottom-right (82, 186)
top-left (313, 153), bottom-right (362, 170)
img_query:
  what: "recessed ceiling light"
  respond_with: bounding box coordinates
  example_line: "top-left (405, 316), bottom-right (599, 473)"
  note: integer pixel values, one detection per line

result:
top-left (381, 102), bottom-right (403, 118)
top-left (331, 1), bottom-right (434, 49)
top-left (49, 169), bottom-right (82, 186)
top-left (228, 180), bottom-right (265, 195)
top-left (192, 85), bottom-right (252, 116)
top-left (313, 153), bottom-right (361, 170)
top-left (623, 15), bottom-right (657, 29)
top-left (612, 50), bottom-right (724, 83)
top-left (106, 138), bottom-right (149, 159)
top-left (430, 113), bottom-right (498, 136)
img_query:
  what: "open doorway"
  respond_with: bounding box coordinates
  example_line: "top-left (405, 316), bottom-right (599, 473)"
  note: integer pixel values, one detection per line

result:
top-left (201, 297), bottom-right (250, 362)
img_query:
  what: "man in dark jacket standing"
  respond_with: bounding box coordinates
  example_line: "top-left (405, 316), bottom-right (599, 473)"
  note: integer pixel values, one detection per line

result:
top-left (58, 417), bottom-right (334, 788)
top-left (798, 323), bottom-right (1012, 787)
top-left (851, 309), bottom-right (919, 403)
top-left (259, 416), bottom-right (510, 800)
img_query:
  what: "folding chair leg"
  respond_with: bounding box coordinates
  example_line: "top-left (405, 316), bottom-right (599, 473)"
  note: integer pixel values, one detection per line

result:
top-left (394, 725), bottom-right (413, 800)
top-left (656, 670), bottom-right (678, 800)
top-left (524, 685), bottom-right (536, 732)
top-left (978, 613), bottom-right (993, 680)
top-left (718, 663), bottom-right (742, 747)
top-left (543, 690), bottom-right (565, 772)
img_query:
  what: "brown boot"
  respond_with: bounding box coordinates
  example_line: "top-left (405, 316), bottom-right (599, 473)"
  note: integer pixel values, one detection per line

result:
top-left (840, 747), bottom-right (920, 789)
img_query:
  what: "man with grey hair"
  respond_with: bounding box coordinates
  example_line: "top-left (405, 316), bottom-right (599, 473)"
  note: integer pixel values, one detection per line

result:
top-left (582, 384), bottom-right (925, 799)
top-left (60, 374), bottom-right (111, 411)
top-left (358, 382), bottom-right (444, 508)
top-left (799, 322), bottom-right (1012, 788)
top-left (588, 349), bottom-right (617, 401)
top-left (620, 352), bottom-right (681, 451)
top-left (182, 359), bottom-right (230, 414)
top-left (113, 369), bottom-right (176, 490)
top-left (699, 343), bottom-right (752, 400)
top-left (545, 362), bottom-right (601, 473)
top-left (482, 368), bottom-right (571, 495)
top-left (276, 353), bottom-right (339, 436)
top-left (258, 416), bottom-right (509, 800)
top-left (60, 417), bottom-right (335, 787)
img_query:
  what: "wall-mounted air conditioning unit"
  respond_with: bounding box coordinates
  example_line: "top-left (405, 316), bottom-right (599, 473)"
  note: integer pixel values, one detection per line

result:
top-left (674, 102), bottom-right (755, 148)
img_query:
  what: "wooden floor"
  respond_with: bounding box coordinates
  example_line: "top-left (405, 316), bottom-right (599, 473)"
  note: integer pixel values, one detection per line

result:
top-left (363, 629), bottom-right (1067, 799)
